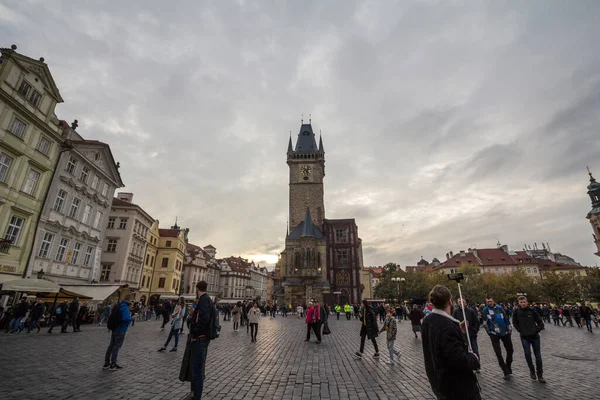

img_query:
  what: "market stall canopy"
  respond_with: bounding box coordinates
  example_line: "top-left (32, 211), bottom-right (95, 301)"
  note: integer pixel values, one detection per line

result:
top-left (0, 277), bottom-right (60, 293)
top-left (0, 274), bottom-right (24, 284)
top-left (61, 284), bottom-right (122, 302)
top-left (36, 288), bottom-right (93, 302)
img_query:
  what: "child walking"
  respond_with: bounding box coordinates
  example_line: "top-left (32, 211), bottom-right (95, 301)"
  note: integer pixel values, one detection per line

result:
top-left (380, 307), bottom-right (398, 365)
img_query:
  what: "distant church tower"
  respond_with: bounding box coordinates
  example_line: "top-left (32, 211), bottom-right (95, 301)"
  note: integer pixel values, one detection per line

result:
top-left (287, 122), bottom-right (325, 229)
top-left (586, 167), bottom-right (600, 258)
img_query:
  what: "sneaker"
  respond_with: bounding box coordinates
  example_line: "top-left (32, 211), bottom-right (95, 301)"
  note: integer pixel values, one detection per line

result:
top-left (316, 341), bottom-right (321, 344)
top-left (507, 367), bottom-right (513, 376)
top-left (304, 339), bottom-right (309, 342)
top-left (354, 352), bottom-right (363, 358)
top-left (109, 364), bottom-right (123, 371)
top-left (169, 347), bottom-right (178, 352)
top-left (387, 361), bottom-right (394, 365)
top-left (537, 375), bottom-right (546, 384)
top-left (102, 363), bottom-right (110, 370)
top-left (373, 353), bottom-right (380, 358)
top-left (503, 374), bottom-right (510, 381)
top-left (157, 347), bottom-right (166, 352)
top-left (530, 372), bottom-right (537, 380)
top-left (475, 369), bottom-right (481, 374)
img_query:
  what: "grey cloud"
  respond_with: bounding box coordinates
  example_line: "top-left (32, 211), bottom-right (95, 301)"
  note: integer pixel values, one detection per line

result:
top-left (3, 0), bottom-right (600, 268)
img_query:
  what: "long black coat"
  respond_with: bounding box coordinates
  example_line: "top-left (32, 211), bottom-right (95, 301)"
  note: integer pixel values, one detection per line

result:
top-left (359, 306), bottom-right (378, 340)
top-left (422, 312), bottom-right (480, 400)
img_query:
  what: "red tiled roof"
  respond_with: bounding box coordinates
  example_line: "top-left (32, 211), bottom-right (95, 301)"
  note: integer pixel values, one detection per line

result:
top-left (512, 251), bottom-right (536, 264)
top-left (370, 268), bottom-right (383, 278)
top-left (112, 197), bottom-right (137, 207)
top-left (435, 252), bottom-right (482, 270)
top-left (476, 248), bottom-right (516, 266)
top-left (159, 229), bottom-right (180, 238)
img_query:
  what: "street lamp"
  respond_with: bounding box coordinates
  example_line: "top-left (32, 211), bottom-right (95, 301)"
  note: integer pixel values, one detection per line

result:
top-left (391, 277), bottom-right (405, 303)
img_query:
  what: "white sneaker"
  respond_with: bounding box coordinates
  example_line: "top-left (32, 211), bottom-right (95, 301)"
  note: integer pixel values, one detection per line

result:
top-left (387, 361), bottom-right (394, 365)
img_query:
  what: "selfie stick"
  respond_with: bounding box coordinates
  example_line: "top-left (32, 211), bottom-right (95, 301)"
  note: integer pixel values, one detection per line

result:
top-left (457, 281), bottom-right (473, 353)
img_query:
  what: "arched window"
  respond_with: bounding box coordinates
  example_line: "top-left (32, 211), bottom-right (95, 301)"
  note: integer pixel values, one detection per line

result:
top-left (336, 271), bottom-right (350, 286)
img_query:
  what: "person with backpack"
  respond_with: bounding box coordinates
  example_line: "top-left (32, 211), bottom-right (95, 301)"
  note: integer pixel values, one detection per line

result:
top-left (512, 295), bottom-right (545, 383)
top-left (47, 301), bottom-right (68, 333)
top-left (103, 293), bottom-right (135, 371)
top-left (99, 303), bottom-right (111, 326)
top-left (188, 281), bottom-right (217, 400)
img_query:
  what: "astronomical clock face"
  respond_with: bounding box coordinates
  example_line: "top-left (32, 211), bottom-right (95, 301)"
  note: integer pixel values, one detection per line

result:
top-left (300, 165), bottom-right (312, 176)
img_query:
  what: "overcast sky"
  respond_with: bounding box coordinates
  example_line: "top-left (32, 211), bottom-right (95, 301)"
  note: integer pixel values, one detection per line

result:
top-left (3, 1), bottom-right (600, 268)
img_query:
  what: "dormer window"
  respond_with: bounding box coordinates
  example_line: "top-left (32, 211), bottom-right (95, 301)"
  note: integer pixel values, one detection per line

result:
top-left (18, 80), bottom-right (32, 97)
top-left (29, 90), bottom-right (42, 107)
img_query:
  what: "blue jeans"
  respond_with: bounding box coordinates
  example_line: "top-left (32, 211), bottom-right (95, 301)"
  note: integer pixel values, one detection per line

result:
top-left (584, 318), bottom-right (593, 331)
top-left (164, 325), bottom-right (180, 348)
top-left (8, 317), bottom-right (23, 333)
top-left (521, 337), bottom-right (543, 374)
top-left (191, 337), bottom-right (210, 400)
top-left (105, 332), bottom-right (126, 365)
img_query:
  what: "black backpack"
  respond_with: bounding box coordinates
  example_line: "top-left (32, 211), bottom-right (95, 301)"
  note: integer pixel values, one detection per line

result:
top-left (191, 296), bottom-right (220, 340)
top-left (107, 304), bottom-right (122, 331)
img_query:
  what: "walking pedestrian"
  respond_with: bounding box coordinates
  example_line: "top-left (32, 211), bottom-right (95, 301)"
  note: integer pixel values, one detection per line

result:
top-left (354, 300), bottom-right (379, 359)
top-left (452, 298), bottom-right (480, 372)
top-left (99, 303), bottom-right (111, 326)
top-left (512, 296), bottom-right (546, 383)
top-left (47, 301), bottom-right (68, 333)
top-left (248, 302), bottom-right (260, 343)
top-left (296, 304), bottom-right (304, 318)
top-left (483, 296), bottom-right (514, 380)
top-left (76, 302), bottom-right (88, 332)
top-left (161, 301), bottom-right (172, 331)
top-left (68, 297), bottom-right (79, 332)
top-left (304, 302), bottom-right (317, 342)
top-left (379, 307), bottom-right (398, 365)
top-left (188, 281), bottom-right (213, 400)
top-left (103, 293), bottom-right (135, 371)
top-left (158, 297), bottom-right (185, 352)
top-left (562, 307), bottom-right (573, 327)
top-left (580, 302), bottom-right (594, 332)
top-left (409, 304), bottom-right (424, 339)
top-left (28, 299), bottom-right (45, 333)
top-left (314, 300), bottom-right (327, 343)
top-left (232, 301), bottom-right (242, 332)
top-left (335, 304), bottom-right (341, 320)
top-left (422, 285), bottom-right (481, 400)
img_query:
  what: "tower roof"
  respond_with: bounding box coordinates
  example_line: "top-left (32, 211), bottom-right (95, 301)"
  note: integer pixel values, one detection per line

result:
top-left (294, 124), bottom-right (319, 153)
top-left (319, 134), bottom-right (324, 152)
top-left (287, 208), bottom-right (324, 239)
top-left (587, 167), bottom-right (600, 214)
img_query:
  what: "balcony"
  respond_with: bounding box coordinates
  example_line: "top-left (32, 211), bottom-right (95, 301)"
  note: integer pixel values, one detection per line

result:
top-left (0, 238), bottom-right (12, 254)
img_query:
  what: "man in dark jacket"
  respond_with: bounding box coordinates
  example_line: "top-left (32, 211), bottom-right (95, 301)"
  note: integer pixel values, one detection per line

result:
top-left (103, 294), bottom-right (135, 370)
top-left (452, 298), bottom-right (480, 371)
top-left (512, 296), bottom-right (545, 383)
top-left (189, 281), bottom-right (213, 400)
top-left (29, 299), bottom-right (45, 333)
top-left (69, 298), bottom-right (80, 332)
top-left (422, 285), bottom-right (481, 400)
top-left (354, 300), bottom-right (379, 358)
top-left (48, 301), bottom-right (68, 333)
top-left (580, 302), bottom-right (594, 332)
top-left (8, 299), bottom-right (29, 334)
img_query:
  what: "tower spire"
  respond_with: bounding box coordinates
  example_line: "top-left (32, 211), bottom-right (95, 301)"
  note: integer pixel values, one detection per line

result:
top-left (319, 131), bottom-right (324, 152)
top-left (588, 166), bottom-right (596, 182)
top-left (287, 133), bottom-right (293, 153)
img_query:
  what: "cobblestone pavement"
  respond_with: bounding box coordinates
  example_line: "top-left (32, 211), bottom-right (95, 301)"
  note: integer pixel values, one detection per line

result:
top-left (0, 314), bottom-right (598, 399)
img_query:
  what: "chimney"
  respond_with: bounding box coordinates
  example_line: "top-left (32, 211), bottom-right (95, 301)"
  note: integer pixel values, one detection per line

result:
top-left (449, 251), bottom-right (454, 258)
top-left (473, 248), bottom-right (478, 258)
top-left (460, 250), bottom-right (466, 257)
top-left (446, 253), bottom-right (449, 260)
top-left (117, 192), bottom-right (134, 203)
top-left (501, 244), bottom-right (508, 253)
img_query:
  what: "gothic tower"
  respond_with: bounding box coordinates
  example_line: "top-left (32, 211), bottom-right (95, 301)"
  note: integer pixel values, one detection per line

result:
top-left (586, 167), bottom-right (600, 257)
top-left (287, 122), bottom-right (325, 229)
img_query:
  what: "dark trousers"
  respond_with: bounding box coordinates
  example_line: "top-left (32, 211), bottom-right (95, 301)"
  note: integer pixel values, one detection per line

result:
top-left (250, 323), bottom-right (258, 341)
top-left (191, 337), bottom-right (210, 400)
top-left (359, 333), bottom-right (379, 354)
top-left (584, 318), bottom-right (593, 332)
top-left (521, 337), bottom-right (543, 374)
top-left (470, 334), bottom-right (480, 358)
top-left (105, 331), bottom-right (126, 365)
top-left (336, 312), bottom-right (340, 320)
top-left (306, 323), bottom-right (322, 341)
top-left (161, 314), bottom-right (170, 329)
top-left (346, 313), bottom-right (351, 320)
top-left (48, 317), bottom-right (66, 332)
top-left (562, 317), bottom-right (573, 326)
top-left (489, 334), bottom-right (513, 373)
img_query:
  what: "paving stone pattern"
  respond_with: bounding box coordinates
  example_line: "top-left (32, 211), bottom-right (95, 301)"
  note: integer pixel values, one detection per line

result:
top-left (0, 314), bottom-right (598, 399)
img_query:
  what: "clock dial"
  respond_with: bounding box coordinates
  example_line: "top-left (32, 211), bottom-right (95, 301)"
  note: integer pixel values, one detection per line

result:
top-left (300, 165), bottom-right (312, 176)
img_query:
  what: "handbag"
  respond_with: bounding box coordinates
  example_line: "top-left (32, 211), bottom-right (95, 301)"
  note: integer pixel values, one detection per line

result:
top-left (179, 334), bottom-right (193, 382)
top-left (322, 322), bottom-right (331, 335)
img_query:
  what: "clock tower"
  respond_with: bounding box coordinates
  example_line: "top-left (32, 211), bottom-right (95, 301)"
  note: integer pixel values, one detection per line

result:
top-left (287, 122), bottom-right (325, 229)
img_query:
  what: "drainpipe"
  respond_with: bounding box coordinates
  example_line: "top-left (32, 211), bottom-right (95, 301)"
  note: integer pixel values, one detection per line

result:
top-left (22, 140), bottom-right (74, 278)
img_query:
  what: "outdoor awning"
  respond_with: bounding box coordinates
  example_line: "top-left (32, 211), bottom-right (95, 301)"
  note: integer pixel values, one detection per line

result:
top-left (0, 278), bottom-right (61, 293)
top-left (36, 288), bottom-right (93, 302)
top-left (0, 274), bottom-right (23, 284)
top-left (61, 285), bottom-right (122, 302)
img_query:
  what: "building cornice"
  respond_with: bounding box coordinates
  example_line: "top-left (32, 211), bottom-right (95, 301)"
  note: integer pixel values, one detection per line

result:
top-left (59, 175), bottom-right (110, 208)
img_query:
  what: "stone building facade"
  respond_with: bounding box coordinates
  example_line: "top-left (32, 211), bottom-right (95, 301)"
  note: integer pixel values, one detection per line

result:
top-left (30, 122), bottom-right (123, 283)
top-left (183, 242), bottom-right (220, 299)
top-left (0, 46), bottom-right (66, 281)
top-left (100, 193), bottom-right (153, 300)
top-left (586, 168), bottom-right (600, 258)
top-left (278, 122), bottom-right (366, 307)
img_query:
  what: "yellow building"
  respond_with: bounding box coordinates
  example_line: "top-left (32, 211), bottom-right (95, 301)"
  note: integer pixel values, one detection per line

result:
top-left (138, 220), bottom-right (159, 304)
top-left (150, 222), bottom-right (187, 299)
top-left (0, 45), bottom-right (66, 282)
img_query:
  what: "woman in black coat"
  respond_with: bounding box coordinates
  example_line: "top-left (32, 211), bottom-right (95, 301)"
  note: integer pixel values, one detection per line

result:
top-left (354, 300), bottom-right (379, 358)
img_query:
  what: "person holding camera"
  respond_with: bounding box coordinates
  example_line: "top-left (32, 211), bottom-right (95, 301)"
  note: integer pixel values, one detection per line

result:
top-left (422, 285), bottom-right (481, 400)
top-left (483, 296), bottom-right (513, 380)
top-left (512, 295), bottom-right (545, 383)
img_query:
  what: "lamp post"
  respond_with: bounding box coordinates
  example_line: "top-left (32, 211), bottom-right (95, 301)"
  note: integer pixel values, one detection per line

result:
top-left (391, 277), bottom-right (405, 303)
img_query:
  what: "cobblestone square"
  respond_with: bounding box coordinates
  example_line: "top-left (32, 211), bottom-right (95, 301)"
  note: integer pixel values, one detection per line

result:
top-left (0, 315), bottom-right (598, 399)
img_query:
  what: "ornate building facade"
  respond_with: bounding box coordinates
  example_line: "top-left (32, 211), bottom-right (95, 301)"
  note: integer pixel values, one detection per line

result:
top-left (278, 122), bottom-right (365, 306)
top-left (586, 167), bottom-right (600, 258)
top-left (30, 121), bottom-right (123, 283)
